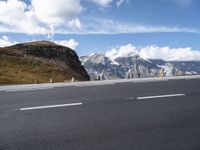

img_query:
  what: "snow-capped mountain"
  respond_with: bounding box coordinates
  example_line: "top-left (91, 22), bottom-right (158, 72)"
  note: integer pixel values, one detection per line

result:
top-left (80, 51), bottom-right (200, 80)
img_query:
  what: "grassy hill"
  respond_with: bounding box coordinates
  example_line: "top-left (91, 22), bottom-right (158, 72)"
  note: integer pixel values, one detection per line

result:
top-left (0, 41), bottom-right (90, 85)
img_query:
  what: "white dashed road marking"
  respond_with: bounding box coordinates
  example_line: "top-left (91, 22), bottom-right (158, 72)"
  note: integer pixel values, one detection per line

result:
top-left (137, 94), bottom-right (186, 100)
top-left (19, 103), bottom-right (83, 111)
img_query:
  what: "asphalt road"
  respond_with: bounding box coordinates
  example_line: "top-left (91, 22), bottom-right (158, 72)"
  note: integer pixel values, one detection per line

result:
top-left (0, 78), bottom-right (200, 150)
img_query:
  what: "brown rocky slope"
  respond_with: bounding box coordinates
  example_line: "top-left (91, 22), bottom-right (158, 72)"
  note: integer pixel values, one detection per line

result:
top-left (0, 41), bottom-right (90, 84)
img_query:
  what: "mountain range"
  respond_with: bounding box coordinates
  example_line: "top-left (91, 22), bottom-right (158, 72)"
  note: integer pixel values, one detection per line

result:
top-left (80, 52), bottom-right (200, 80)
top-left (1, 40), bottom-right (199, 84)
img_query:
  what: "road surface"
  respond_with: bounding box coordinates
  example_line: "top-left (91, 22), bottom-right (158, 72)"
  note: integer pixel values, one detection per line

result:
top-left (0, 77), bottom-right (200, 150)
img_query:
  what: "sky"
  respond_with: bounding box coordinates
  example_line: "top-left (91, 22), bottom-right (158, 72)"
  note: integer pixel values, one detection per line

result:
top-left (0, 0), bottom-right (200, 61)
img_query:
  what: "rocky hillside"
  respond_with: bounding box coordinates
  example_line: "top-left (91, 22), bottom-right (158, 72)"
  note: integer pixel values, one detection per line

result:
top-left (80, 52), bottom-right (200, 80)
top-left (0, 41), bottom-right (90, 84)
top-left (80, 53), bottom-right (161, 80)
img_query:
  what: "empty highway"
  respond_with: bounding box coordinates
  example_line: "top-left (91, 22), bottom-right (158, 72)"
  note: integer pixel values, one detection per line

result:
top-left (0, 77), bottom-right (200, 150)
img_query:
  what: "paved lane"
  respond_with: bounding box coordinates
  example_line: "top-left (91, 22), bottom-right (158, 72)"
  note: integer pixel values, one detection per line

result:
top-left (0, 78), bottom-right (200, 150)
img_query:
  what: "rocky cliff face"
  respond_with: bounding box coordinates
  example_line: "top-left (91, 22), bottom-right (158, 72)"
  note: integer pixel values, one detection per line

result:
top-left (0, 41), bottom-right (90, 84)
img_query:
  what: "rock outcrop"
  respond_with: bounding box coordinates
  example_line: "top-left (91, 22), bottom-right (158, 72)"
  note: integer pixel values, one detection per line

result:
top-left (0, 41), bottom-right (90, 84)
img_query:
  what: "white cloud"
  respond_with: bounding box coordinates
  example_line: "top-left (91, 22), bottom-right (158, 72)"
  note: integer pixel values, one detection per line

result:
top-left (68, 18), bottom-right (82, 29)
top-left (0, 36), bottom-right (17, 47)
top-left (140, 45), bottom-right (200, 61)
top-left (54, 39), bottom-right (79, 50)
top-left (116, 0), bottom-right (125, 7)
top-left (92, 0), bottom-right (113, 7)
top-left (82, 19), bottom-right (200, 34)
top-left (0, 0), bottom-right (48, 34)
top-left (31, 0), bottom-right (82, 25)
top-left (105, 44), bottom-right (200, 61)
top-left (0, 36), bottom-right (79, 50)
top-left (0, 0), bottom-right (82, 35)
top-left (105, 44), bottom-right (137, 62)
top-left (0, 0), bottom-right (199, 35)
top-left (91, 0), bottom-right (126, 8)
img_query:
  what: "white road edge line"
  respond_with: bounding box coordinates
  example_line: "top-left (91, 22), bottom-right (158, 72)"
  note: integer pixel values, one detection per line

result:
top-left (75, 83), bottom-right (115, 87)
top-left (19, 102), bottom-right (83, 111)
top-left (137, 94), bottom-right (185, 100)
top-left (6, 87), bottom-right (54, 92)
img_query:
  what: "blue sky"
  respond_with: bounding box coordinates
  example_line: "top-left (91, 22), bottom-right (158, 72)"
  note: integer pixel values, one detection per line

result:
top-left (0, 0), bottom-right (200, 60)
